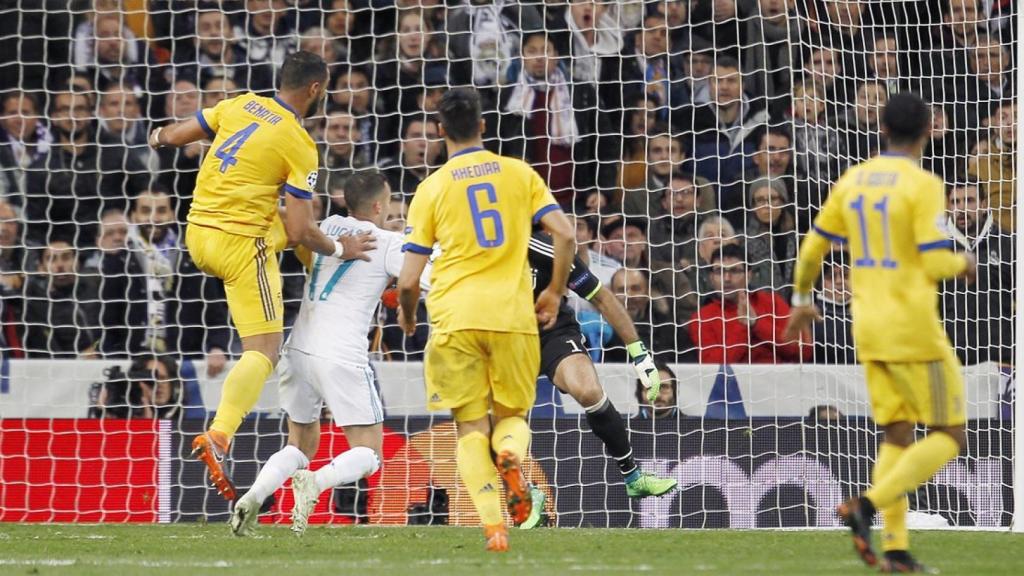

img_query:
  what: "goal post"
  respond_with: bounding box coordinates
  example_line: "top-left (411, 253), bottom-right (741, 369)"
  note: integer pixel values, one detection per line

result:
top-left (1013, 0), bottom-right (1024, 536)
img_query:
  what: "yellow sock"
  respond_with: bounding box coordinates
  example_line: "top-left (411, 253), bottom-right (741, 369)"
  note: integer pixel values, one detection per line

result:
top-left (457, 431), bottom-right (503, 526)
top-left (865, 432), bottom-right (960, 510)
top-left (491, 416), bottom-right (530, 461)
top-left (873, 443), bottom-right (909, 552)
top-left (209, 350), bottom-right (274, 439)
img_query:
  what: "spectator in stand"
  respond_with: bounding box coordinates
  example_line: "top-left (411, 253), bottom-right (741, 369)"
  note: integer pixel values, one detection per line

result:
top-left (499, 32), bottom-right (616, 209)
top-left (745, 178), bottom-right (797, 297)
top-left (156, 78), bottom-right (203, 221)
top-left (323, 0), bottom-right (373, 65)
top-left (621, 131), bottom-right (685, 217)
top-left (943, 179), bottom-right (1013, 365)
top-left (843, 80), bottom-right (888, 162)
top-left (635, 363), bottom-right (678, 420)
top-left (446, 0), bottom-right (542, 96)
top-left (740, 0), bottom-right (795, 110)
top-left (547, 0), bottom-right (623, 86)
top-left (923, 102), bottom-right (970, 185)
top-left (201, 76), bottom-right (242, 110)
top-left (867, 29), bottom-right (912, 96)
top-left (0, 91), bottom-right (51, 201)
top-left (690, 243), bottom-right (809, 364)
top-left (813, 252), bottom-right (855, 364)
top-left (21, 239), bottom-right (99, 358)
top-left (97, 86), bottom-right (152, 170)
top-left (379, 116), bottom-right (442, 197)
top-left (74, 8), bottom-right (161, 98)
top-left (691, 0), bottom-right (753, 62)
top-left (689, 56), bottom-right (769, 224)
top-left (0, 200), bottom-right (33, 355)
top-left (25, 88), bottom-right (147, 246)
top-left (649, 170), bottom-right (708, 267)
top-left (806, 404), bottom-right (844, 424)
top-left (331, 67), bottom-right (382, 163)
top-left (969, 102), bottom-right (1015, 231)
top-left (615, 12), bottom-right (685, 128)
top-left (927, 0), bottom-right (982, 80)
top-left (299, 26), bottom-right (347, 75)
top-left (176, 9), bottom-right (275, 96)
top-left (382, 194), bottom-right (408, 234)
top-left (690, 215), bottom-right (739, 295)
top-left (81, 207), bottom-right (128, 273)
top-left (800, 44), bottom-right (852, 107)
top-left (320, 110), bottom-right (368, 196)
top-left (99, 189), bottom-right (230, 371)
top-left (235, 0), bottom-right (297, 75)
top-left (568, 214), bottom-right (619, 288)
top-left (966, 33), bottom-right (1015, 106)
top-left (606, 267), bottom-right (679, 363)
top-left (375, 9), bottom-right (444, 118)
top-left (787, 80), bottom-right (847, 204)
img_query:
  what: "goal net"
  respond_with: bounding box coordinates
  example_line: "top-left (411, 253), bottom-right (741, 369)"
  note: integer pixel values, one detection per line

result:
top-left (0, 0), bottom-right (1018, 530)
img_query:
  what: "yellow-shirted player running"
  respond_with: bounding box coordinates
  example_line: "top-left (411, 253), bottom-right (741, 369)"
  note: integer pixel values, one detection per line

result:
top-left (149, 52), bottom-right (375, 500)
top-left (785, 93), bottom-right (976, 573)
top-left (396, 88), bottom-right (574, 552)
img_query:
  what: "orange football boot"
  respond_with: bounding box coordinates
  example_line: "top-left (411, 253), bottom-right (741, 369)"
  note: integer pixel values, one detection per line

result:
top-left (484, 524), bottom-right (509, 552)
top-left (191, 431), bottom-right (236, 501)
top-left (496, 450), bottom-right (532, 525)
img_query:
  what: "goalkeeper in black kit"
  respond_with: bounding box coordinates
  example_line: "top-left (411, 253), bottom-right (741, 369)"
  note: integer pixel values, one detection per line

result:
top-left (519, 232), bottom-right (678, 528)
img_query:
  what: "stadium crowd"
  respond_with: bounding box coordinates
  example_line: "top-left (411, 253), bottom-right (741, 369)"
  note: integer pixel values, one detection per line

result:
top-left (0, 0), bottom-right (1015, 376)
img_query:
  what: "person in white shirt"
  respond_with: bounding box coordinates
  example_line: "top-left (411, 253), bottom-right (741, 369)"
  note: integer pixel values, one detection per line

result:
top-left (230, 171), bottom-right (428, 536)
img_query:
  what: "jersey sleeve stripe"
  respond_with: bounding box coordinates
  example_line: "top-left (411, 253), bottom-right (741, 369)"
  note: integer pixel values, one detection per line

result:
top-left (532, 204), bottom-right (560, 224)
top-left (284, 183), bottom-right (313, 199)
top-left (812, 225), bottom-right (848, 244)
top-left (195, 110), bottom-right (215, 139)
top-left (918, 239), bottom-right (956, 252)
top-left (402, 242), bottom-right (432, 255)
top-left (584, 281), bottom-right (602, 301)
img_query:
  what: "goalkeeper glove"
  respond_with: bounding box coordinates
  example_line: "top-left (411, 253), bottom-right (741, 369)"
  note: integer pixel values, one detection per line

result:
top-left (627, 341), bottom-right (660, 404)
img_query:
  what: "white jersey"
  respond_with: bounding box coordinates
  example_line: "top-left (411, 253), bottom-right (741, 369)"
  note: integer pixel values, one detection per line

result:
top-left (287, 215), bottom-right (405, 366)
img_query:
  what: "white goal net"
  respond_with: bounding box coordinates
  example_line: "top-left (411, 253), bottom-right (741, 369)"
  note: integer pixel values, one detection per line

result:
top-left (0, 0), bottom-right (1018, 530)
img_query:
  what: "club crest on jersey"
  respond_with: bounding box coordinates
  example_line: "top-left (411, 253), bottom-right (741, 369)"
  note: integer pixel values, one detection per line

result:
top-left (306, 171), bottom-right (318, 189)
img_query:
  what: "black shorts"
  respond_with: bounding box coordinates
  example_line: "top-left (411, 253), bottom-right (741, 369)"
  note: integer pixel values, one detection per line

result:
top-left (539, 325), bottom-right (588, 380)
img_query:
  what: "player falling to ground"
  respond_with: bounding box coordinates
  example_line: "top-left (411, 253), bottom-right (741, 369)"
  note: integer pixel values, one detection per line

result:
top-left (397, 88), bottom-right (575, 552)
top-left (149, 51), bottom-right (375, 500)
top-left (518, 231), bottom-right (677, 528)
top-left (231, 172), bottom-right (424, 536)
top-left (785, 92), bottom-right (975, 573)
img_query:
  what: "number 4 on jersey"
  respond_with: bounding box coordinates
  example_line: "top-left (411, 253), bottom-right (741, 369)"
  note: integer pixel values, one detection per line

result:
top-left (214, 122), bottom-right (260, 173)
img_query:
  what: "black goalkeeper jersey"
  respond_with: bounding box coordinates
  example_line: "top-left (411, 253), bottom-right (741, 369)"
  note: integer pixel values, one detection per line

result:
top-left (528, 232), bottom-right (603, 334)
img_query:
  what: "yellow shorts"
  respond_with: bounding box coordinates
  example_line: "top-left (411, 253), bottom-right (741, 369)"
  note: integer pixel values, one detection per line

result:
top-left (424, 330), bottom-right (540, 421)
top-left (186, 220), bottom-right (287, 338)
top-left (864, 349), bottom-right (966, 427)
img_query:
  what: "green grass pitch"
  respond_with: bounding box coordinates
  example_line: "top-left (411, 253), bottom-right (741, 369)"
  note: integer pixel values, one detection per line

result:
top-left (0, 524), bottom-right (1021, 575)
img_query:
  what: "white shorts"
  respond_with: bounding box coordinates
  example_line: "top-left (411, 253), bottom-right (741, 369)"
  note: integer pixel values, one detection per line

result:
top-left (278, 348), bottom-right (384, 427)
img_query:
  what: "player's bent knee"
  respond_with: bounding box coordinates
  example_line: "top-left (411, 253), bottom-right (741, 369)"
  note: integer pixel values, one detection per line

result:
top-left (882, 422), bottom-right (915, 447)
top-left (553, 355), bottom-right (603, 407)
top-left (491, 401), bottom-right (527, 420)
top-left (349, 446), bottom-right (381, 477)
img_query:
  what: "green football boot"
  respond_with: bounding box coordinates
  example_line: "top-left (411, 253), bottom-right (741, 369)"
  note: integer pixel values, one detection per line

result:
top-left (518, 486), bottom-right (547, 529)
top-left (625, 472), bottom-right (678, 498)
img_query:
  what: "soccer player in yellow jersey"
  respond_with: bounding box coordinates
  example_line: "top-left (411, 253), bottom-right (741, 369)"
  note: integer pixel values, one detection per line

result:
top-left (396, 88), bottom-right (575, 552)
top-left (786, 93), bottom-right (976, 573)
top-left (149, 52), bottom-right (374, 500)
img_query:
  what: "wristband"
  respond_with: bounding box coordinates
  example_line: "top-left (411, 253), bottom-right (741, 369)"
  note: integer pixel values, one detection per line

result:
top-left (150, 126), bottom-right (163, 147)
top-left (626, 341), bottom-right (647, 360)
top-left (332, 240), bottom-right (345, 258)
top-left (790, 292), bottom-right (813, 307)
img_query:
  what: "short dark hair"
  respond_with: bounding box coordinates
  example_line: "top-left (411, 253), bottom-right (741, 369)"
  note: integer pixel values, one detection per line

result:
top-left (280, 51), bottom-right (329, 91)
top-left (343, 171), bottom-right (389, 213)
top-left (714, 55), bottom-right (741, 73)
top-left (881, 92), bottom-right (931, 145)
top-left (759, 124), bottom-right (793, 147)
top-left (948, 176), bottom-right (987, 199)
top-left (709, 243), bottom-right (746, 265)
top-left (401, 115), bottom-right (438, 139)
top-left (437, 88), bottom-right (482, 143)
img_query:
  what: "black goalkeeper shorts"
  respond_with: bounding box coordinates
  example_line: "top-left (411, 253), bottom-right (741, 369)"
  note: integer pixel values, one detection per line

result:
top-left (539, 325), bottom-right (588, 381)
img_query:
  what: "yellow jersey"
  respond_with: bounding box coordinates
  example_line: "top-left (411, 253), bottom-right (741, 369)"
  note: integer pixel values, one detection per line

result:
top-left (188, 93), bottom-right (318, 237)
top-left (809, 153), bottom-right (967, 362)
top-left (403, 147), bottom-right (561, 335)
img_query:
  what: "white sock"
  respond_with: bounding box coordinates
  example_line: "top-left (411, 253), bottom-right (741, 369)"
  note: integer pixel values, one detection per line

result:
top-left (246, 445), bottom-right (309, 504)
top-left (313, 446), bottom-right (381, 493)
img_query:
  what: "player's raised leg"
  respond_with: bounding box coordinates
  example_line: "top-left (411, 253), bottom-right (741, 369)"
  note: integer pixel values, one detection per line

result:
top-left (553, 354), bottom-right (676, 499)
top-left (291, 423), bottom-right (382, 535)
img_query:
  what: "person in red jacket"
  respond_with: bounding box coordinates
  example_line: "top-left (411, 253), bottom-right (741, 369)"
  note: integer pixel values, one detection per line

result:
top-left (690, 243), bottom-right (810, 363)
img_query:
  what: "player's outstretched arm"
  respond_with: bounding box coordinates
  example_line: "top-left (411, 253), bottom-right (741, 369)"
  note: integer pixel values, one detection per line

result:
top-left (148, 116), bottom-right (208, 148)
top-left (590, 287), bottom-right (661, 402)
top-left (397, 252), bottom-right (430, 336)
top-left (535, 208), bottom-right (574, 330)
top-left (283, 193), bottom-right (375, 260)
top-left (784, 230), bottom-right (829, 341)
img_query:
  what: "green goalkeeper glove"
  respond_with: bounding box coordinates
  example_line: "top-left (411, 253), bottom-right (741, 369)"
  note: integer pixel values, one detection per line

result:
top-left (627, 341), bottom-right (660, 404)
